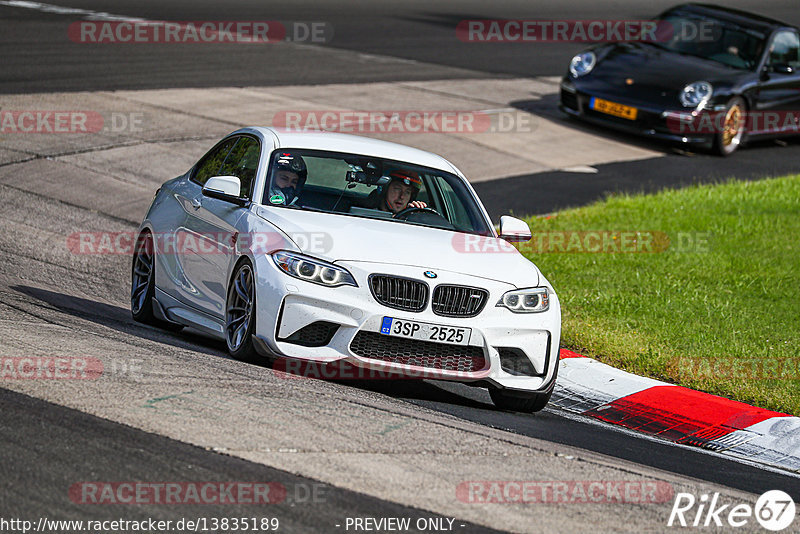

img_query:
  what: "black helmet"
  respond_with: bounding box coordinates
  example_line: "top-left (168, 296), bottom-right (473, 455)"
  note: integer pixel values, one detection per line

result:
top-left (269, 152), bottom-right (307, 204)
top-left (275, 152), bottom-right (307, 180)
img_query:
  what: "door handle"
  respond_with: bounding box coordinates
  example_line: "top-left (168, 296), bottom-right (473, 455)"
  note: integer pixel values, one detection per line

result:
top-left (191, 198), bottom-right (202, 209)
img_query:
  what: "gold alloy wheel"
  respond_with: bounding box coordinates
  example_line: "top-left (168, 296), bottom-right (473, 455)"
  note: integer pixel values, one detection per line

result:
top-left (722, 103), bottom-right (744, 147)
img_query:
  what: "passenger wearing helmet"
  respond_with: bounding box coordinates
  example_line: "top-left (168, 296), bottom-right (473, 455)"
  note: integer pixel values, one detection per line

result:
top-left (267, 152), bottom-right (307, 205)
top-left (363, 170), bottom-right (427, 214)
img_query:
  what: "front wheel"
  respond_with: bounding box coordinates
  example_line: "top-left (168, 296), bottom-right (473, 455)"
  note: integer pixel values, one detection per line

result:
top-left (489, 354), bottom-right (559, 413)
top-left (713, 97), bottom-right (746, 156)
top-left (225, 259), bottom-right (260, 363)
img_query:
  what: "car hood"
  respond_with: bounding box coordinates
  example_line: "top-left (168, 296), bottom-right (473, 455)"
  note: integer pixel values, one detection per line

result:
top-left (580, 43), bottom-right (745, 106)
top-left (254, 206), bottom-right (540, 288)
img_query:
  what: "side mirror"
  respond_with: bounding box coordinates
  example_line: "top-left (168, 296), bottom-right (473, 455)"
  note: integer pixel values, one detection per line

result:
top-left (202, 176), bottom-right (247, 206)
top-left (498, 215), bottom-right (532, 242)
top-left (769, 63), bottom-right (795, 75)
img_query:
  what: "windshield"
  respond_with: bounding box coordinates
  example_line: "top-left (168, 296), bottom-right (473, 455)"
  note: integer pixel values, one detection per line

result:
top-left (261, 149), bottom-right (493, 236)
top-left (653, 14), bottom-right (767, 70)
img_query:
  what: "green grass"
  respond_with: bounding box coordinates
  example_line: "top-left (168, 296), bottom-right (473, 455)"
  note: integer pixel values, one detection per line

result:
top-left (519, 175), bottom-right (800, 415)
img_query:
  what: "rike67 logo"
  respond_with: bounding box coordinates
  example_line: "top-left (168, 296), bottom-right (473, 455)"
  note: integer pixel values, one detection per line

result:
top-left (668, 490), bottom-right (795, 531)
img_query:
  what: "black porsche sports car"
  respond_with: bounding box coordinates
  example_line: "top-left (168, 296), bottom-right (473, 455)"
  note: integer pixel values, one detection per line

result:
top-left (559, 3), bottom-right (800, 155)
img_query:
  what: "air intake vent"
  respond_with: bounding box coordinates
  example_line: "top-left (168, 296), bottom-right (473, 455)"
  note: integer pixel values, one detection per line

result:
top-left (279, 321), bottom-right (338, 347)
top-left (432, 285), bottom-right (488, 317)
top-left (560, 89), bottom-right (579, 111)
top-left (497, 347), bottom-right (538, 376)
top-left (350, 331), bottom-right (486, 372)
top-left (369, 275), bottom-right (428, 312)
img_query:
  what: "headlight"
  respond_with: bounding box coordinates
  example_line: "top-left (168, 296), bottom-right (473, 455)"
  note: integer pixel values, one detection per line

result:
top-left (272, 251), bottom-right (357, 287)
top-left (680, 81), bottom-right (713, 108)
top-left (569, 52), bottom-right (596, 77)
top-left (497, 287), bottom-right (550, 313)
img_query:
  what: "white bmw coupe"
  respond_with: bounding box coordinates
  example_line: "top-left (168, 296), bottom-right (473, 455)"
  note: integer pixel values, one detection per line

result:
top-left (131, 127), bottom-right (561, 412)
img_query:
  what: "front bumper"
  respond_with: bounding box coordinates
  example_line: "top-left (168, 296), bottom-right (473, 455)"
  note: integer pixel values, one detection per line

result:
top-left (560, 78), bottom-right (715, 149)
top-left (252, 258), bottom-right (561, 393)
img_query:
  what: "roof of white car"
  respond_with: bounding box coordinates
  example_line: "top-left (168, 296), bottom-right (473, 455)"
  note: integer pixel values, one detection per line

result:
top-left (243, 127), bottom-right (460, 175)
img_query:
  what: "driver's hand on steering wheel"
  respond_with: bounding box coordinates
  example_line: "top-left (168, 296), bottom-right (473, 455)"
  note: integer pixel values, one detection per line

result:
top-left (407, 200), bottom-right (427, 209)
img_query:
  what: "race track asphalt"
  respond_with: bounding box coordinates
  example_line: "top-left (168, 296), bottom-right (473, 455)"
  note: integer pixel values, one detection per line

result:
top-left (2, 1), bottom-right (800, 532)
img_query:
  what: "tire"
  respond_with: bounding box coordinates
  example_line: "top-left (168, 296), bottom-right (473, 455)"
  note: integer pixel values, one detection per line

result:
top-left (713, 97), bottom-right (746, 156)
top-left (489, 354), bottom-right (560, 413)
top-left (489, 387), bottom-right (552, 413)
top-left (225, 259), bottom-right (260, 363)
top-left (130, 230), bottom-right (183, 331)
top-left (131, 231), bottom-right (157, 325)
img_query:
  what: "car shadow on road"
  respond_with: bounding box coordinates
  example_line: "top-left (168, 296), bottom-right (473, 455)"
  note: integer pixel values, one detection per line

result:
top-left (512, 95), bottom-right (800, 157)
top-left (513, 94), bottom-right (800, 160)
top-left (333, 376), bottom-right (494, 411)
top-left (10, 285), bottom-right (228, 358)
top-left (11, 284), bottom-right (496, 411)
top-left (510, 95), bottom-right (680, 155)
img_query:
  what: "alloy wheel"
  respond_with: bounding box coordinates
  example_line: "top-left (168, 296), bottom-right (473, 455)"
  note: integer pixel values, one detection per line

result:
top-left (131, 232), bottom-right (154, 315)
top-left (722, 103), bottom-right (744, 149)
top-left (226, 263), bottom-right (254, 352)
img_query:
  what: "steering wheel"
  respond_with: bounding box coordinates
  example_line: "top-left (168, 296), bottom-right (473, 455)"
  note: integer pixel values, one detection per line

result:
top-left (392, 206), bottom-right (455, 230)
top-left (393, 206), bottom-right (442, 220)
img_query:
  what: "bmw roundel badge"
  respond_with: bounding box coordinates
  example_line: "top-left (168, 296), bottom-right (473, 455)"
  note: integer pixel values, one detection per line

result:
top-left (424, 271), bottom-right (437, 279)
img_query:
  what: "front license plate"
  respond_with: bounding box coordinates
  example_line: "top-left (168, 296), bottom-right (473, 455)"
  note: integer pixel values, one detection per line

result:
top-left (380, 317), bottom-right (471, 346)
top-left (591, 97), bottom-right (638, 120)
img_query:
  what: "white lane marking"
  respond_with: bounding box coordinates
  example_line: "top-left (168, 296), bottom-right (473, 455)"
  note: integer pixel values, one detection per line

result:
top-left (0, 1), bottom-right (275, 44)
top-left (0, 0), bottom-right (147, 21)
top-left (0, 0), bottom-right (422, 66)
top-left (560, 165), bottom-right (599, 173)
top-left (480, 107), bottom-right (515, 112)
top-left (356, 52), bottom-right (418, 65)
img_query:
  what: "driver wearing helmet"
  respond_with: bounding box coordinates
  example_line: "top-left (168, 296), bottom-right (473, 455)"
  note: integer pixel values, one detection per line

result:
top-left (267, 152), bottom-right (307, 205)
top-left (366, 170), bottom-right (427, 213)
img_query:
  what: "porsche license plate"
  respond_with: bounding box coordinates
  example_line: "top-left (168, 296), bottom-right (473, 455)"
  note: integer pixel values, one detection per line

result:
top-left (380, 317), bottom-right (471, 346)
top-left (591, 97), bottom-right (638, 120)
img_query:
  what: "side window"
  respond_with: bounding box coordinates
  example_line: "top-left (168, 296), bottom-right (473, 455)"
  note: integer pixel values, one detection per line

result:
top-left (769, 31), bottom-right (800, 69)
top-left (192, 137), bottom-right (238, 187)
top-left (217, 136), bottom-right (261, 199)
top-left (434, 176), bottom-right (472, 231)
top-left (414, 178), bottom-right (429, 205)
